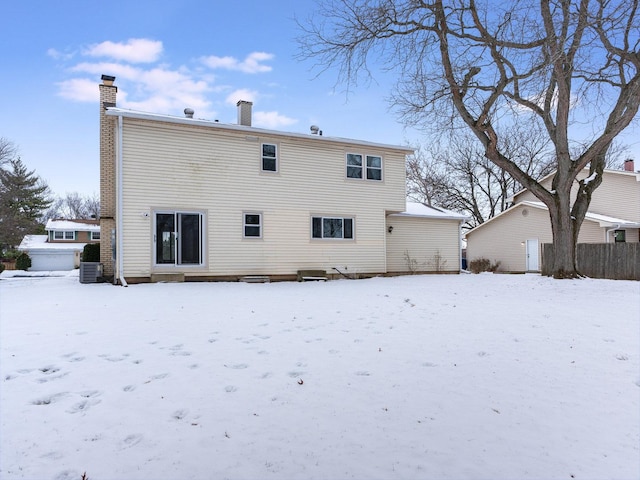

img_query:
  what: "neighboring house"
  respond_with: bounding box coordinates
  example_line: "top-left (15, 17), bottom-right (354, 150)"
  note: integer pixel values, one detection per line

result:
top-left (465, 162), bottom-right (640, 272)
top-left (98, 75), bottom-right (466, 284)
top-left (18, 219), bottom-right (100, 271)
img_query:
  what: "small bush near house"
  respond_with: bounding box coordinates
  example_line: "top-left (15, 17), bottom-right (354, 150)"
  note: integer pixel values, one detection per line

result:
top-left (15, 252), bottom-right (31, 271)
top-left (0, 263), bottom-right (5, 274)
top-left (469, 257), bottom-right (501, 274)
top-left (82, 243), bottom-right (100, 262)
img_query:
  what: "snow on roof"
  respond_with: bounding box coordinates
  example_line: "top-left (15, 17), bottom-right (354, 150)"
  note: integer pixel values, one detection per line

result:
top-left (390, 202), bottom-right (468, 220)
top-left (18, 235), bottom-right (86, 252)
top-left (46, 219), bottom-right (100, 232)
top-left (105, 107), bottom-right (415, 154)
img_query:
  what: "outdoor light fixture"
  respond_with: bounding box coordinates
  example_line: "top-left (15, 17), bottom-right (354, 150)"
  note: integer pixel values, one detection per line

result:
top-left (388, 226), bottom-right (394, 233)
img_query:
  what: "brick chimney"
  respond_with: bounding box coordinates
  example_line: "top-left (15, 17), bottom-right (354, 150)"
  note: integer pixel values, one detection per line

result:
top-left (99, 74), bottom-right (117, 279)
top-left (237, 100), bottom-right (253, 126)
top-left (624, 159), bottom-right (635, 172)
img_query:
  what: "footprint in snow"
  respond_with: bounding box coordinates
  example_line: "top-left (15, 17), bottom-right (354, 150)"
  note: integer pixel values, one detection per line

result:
top-left (54, 470), bottom-right (82, 480)
top-left (120, 434), bottom-right (143, 449)
top-left (225, 385), bottom-right (238, 393)
top-left (67, 398), bottom-right (101, 414)
top-left (123, 385), bottom-right (136, 392)
top-left (355, 371), bottom-right (371, 376)
top-left (32, 392), bottom-right (68, 405)
top-left (172, 409), bottom-right (189, 420)
top-left (35, 372), bottom-right (69, 383)
top-left (226, 363), bottom-right (248, 369)
top-left (421, 362), bottom-right (438, 367)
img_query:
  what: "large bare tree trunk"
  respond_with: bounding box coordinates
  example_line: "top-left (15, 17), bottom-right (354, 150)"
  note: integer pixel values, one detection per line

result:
top-left (548, 199), bottom-right (579, 279)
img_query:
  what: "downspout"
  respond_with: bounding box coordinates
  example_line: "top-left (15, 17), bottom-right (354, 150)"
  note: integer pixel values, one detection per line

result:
top-left (604, 224), bottom-right (621, 243)
top-left (459, 221), bottom-right (464, 272)
top-left (117, 114), bottom-right (128, 287)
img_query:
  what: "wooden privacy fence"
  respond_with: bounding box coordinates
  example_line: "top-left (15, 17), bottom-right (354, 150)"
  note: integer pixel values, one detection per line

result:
top-left (542, 243), bottom-right (640, 280)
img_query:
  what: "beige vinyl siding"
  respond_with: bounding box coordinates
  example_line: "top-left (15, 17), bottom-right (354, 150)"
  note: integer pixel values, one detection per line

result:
top-left (466, 204), bottom-right (610, 272)
top-left (386, 216), bottom-right (461, 273)
top-left (119, 119), bottom-right (407, 277)
top-left (515, 170), bottom-right (640, 221)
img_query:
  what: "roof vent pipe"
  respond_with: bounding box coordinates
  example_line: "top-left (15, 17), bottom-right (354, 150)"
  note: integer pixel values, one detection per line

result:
top-left (237, 100), bottom-right (253, 126)
top-left (184, 108), bottom-right (194, 118)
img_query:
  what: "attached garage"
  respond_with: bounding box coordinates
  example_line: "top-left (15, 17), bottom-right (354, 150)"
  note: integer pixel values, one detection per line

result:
top-left (18, 235), bottom-right (85, 272)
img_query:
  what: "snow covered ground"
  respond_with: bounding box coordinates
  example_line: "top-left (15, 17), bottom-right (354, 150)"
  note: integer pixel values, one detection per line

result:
top-left (1, 271), bottom-right (638, 480)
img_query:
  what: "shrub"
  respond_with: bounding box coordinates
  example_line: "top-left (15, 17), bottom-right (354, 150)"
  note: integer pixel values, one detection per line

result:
top-left (82, 243), bottom-right (100, 262)
top-left (0, 263), bottom-right (5, 274)
top-left (16, 252), bottom-right (31, 271)
top-left (469, 257), bottom-right (501, 274)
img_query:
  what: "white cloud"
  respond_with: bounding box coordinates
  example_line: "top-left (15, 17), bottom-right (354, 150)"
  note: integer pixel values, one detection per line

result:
top-left (254, 111), bottom-right (297, 129)
top-left (47, 48), bottom-right (74, 61)
top-left (56, 78), bottom-right (99, 102)
top-left (84, 39), bottom-right (163, 63)
top-left (225, 89), bottom-right (258, 105)
top-left (201, 52), bottom-right (274, 73)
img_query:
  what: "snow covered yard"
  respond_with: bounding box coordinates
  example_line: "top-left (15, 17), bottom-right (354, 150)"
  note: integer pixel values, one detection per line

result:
top-left (0, 272), bottom-right (638, 480)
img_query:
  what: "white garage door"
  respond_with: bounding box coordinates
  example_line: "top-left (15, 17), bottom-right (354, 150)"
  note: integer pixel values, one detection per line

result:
top-left (29, 251), bottom-right (76, 271)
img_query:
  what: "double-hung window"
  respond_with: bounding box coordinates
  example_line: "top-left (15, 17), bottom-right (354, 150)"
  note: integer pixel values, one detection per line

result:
top-left (262, 143), bottom-right (277, 172)
top-left (312, 217), bottom-right (354, 239)
top-left (346, 153), bottom-right (382, 181)
top-left (155, 211), bottom-right (204, 266)
top-left (91, 231), bottom-right (101, 240)
top-left (244, 213), bottom-right (262, 238)
top-left (346, 153), bottom-right (363, 179)
top-left (54, 231), bottom-right (75, 240)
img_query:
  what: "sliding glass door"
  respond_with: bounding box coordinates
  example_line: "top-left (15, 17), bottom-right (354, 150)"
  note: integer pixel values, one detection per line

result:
top-left (155, 212), bottom-right (203, 266)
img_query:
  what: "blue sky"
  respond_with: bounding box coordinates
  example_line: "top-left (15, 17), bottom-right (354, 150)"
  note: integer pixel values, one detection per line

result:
top-left (2, 1), bottom-right (638, 199)
top-left (1, 0), bottom-right (406, 198)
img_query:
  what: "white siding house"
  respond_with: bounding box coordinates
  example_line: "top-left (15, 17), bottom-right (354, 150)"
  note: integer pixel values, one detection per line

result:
top-left (100, 77), bottom-right (464, 283)
top-left (465, 166), bottom-right (640, 272)
top-left (98, 75), bottom-right (465, 283)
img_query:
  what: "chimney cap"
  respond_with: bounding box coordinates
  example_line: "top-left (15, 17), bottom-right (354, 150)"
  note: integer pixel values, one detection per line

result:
top-left (236, 100), bottom-right (253, 106)
top-left (101, 74), bottom-right (116, 86)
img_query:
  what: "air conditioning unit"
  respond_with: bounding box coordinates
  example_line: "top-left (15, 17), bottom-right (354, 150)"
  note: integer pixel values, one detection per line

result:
top-left (79, 262), bottom-right (103, 284)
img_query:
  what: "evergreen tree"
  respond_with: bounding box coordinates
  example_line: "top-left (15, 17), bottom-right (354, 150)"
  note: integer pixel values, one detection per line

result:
top-left (0, 157), bottom-right (52, 250)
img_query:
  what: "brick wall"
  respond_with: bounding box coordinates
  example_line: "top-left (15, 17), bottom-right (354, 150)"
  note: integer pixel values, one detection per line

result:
top-left (99, 80), bottom-right (117, 279)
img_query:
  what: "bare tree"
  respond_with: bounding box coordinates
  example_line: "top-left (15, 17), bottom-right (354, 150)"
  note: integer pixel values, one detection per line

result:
top-left (0, 138), bottom-right (17, 168)
top-left (409, 124), bottom-right (555, 228)
top-left (298, 0), bottom-right (640, 278)
top-left (44, 192), bottom-right (100, 221)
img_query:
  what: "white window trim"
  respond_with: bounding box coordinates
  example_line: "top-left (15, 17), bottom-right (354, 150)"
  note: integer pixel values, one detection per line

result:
top-left (243, 212), bottom-right (263, 239)
top-left (91, 231), bottom-right (101, 240)
top-left (53, 231), bottom-right (75, 240)
top-left (261, 143), bottom-right (278, 173)
top-left (311, 216), bottom-right (355, 240)
top-left (346, 152), bottom-right (363, 179)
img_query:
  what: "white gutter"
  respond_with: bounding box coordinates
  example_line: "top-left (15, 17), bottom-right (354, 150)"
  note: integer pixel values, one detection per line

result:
top-left (117, 115), bottom-right (128, 287)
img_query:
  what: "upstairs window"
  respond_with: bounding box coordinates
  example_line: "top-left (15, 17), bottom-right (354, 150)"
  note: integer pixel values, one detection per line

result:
top-left (91, 231), bottom-right (101, 240)
top-left (346, 153), bottom-right (382, 181)
top-left (312, 217), bottom-right (354, 239)
top-left (262, 143), bottom-right (277, 172)
top-left (244, 213), bottom-right (262, 238)
top-left (366, 155), bottom-right (382, 180)
top-left (346, 153), bottom-right (363, 179)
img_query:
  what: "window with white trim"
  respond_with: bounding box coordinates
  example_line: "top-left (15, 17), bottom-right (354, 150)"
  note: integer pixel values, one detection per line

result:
top-left (366, 155), bottom-right (382, 180)
top-left (243, 213), bottom-right (262, 238)
top-left (262, 143), bottom-right (277, 172)
top-left (54, 231), bottom-right (75, 240)
top-left (312, 217), bottom-right (354, 239)
top-left (346, 153), bottom-right (382, 181)
top-left (154, 211), bottom-right (204, 266)
top-left (91, 231), bottom-right (101, 240)
top-left (346, 153), bottom-right (363, 179)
